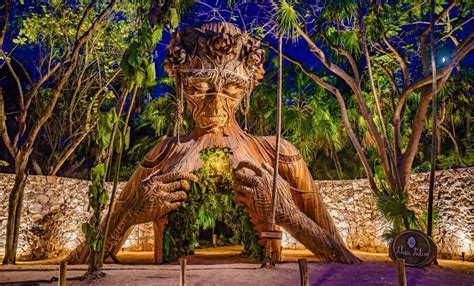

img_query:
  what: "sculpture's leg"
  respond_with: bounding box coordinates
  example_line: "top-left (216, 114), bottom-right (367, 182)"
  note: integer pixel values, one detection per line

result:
top-left (248, 212), bottom-right (281, 262)
top-left (153, 216), bottom-right (168, 264)
top-left (68, 206), bottom-right (132, 264)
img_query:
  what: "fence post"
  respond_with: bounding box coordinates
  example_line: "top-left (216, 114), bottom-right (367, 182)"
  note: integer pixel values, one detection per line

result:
top-left (179, 258), bottom-right (187, 286)
top-left (59, 260), bottom-right (67, 286)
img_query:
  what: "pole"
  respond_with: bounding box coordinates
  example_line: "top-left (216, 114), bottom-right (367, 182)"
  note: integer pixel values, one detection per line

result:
top-left (262, 32), bottom-right (284, 268)
top-left (427, 0), bottom-right (438, 238)
top-left (59, 260), bottom-right (67, 286)
top-left (180, 258), bottom-right (187, 286)
top-left (396, 259), bottom-right (407, 286)
top-left (271, 33), bottom-right (283, 229)
top-left (298, 258), bottom-right (308, 286)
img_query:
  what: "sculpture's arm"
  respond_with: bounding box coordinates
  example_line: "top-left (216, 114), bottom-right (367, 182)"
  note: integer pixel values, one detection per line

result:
top-left (256, 137), bottom-right (344, 244)
top-left (104, 171), bottom-right (198, 253)
top-left (233, 161), bottom-right (360, 264)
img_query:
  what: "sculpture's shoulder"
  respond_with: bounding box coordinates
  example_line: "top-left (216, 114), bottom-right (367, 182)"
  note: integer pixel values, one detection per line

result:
top-left (139, 135), bottom-right (177, 169)
top-left (252, 136), bottom-right (303, 164)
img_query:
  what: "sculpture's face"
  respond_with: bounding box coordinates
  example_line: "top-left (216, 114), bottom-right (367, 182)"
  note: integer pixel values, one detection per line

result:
top-left (165, 23), bottom-right (265, 134)
top-left (180, 69), bottom-right (250, 133)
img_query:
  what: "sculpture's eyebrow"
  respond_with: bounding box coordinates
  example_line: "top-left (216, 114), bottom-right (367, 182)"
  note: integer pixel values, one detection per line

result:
top-left (177, 69), bottom-right (217, 76)
top-left (222, 70), bottom-right (249, 87)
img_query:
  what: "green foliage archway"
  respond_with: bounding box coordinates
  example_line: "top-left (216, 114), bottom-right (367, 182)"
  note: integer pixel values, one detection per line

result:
top-left (163, 147), bottom-right (262, 262)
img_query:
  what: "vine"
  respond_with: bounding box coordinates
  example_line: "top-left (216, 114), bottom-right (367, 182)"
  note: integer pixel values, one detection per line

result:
top-left (163, 147), bottom-right (263, 262)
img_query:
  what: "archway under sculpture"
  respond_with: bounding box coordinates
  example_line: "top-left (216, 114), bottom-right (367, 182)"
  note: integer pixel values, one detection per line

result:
top-left (68, 22), bottom-right (360, 264)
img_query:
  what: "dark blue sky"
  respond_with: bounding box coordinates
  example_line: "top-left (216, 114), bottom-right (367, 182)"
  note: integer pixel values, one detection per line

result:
top-left (4, 0), bottom-right (473, 99)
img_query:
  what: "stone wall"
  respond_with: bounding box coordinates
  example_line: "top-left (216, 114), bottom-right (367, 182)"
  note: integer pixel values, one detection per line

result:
top-left (0, 175), bottom-right (129, 259)
top-left (0, 168), bottom-right (472, 260)
top-left (317, 167), bottom-right (473, 259)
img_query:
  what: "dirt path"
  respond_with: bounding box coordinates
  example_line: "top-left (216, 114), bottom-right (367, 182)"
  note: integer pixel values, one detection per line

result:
top-left (1, 247), bottom-right (473, 285)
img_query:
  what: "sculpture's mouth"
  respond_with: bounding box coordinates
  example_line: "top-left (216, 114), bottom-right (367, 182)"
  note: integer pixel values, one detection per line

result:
top-left (200, 114), bottom-right (228, 128)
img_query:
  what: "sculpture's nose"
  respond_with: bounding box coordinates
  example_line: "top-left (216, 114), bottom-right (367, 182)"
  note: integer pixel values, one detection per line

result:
top-left (207, 93), bottom-right (224, 115)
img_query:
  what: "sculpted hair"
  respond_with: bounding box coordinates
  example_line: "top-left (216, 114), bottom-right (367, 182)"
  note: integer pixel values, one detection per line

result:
top-left (164, 22), bottom-right (265, 86)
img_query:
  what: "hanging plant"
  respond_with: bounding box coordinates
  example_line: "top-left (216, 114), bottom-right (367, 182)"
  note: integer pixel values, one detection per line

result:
top-left (163, 147), bottom-right (263, 262)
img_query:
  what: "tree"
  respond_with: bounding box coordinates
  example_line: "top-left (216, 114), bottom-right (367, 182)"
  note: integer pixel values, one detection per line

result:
top-left (222, 0), bottom-right (473, 230)
top-left (268, 1), bottom-right (474, 229)
top-left (0, 0), bottom-right (119, 265)
top-left (10, 2), bottom-right (139, 176)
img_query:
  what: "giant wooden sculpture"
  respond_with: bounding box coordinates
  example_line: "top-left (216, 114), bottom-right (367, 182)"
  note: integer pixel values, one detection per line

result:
top-left (69, 22), bottom-right (360, 264)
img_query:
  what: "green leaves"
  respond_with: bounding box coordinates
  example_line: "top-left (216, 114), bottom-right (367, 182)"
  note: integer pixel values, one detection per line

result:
top-left (120, 25), bottom-right (163, 90)
top-left (163, 147), bottom-right (262, 262)
top-left (96, 110), bottom-right (117, 149)
top-left (90, 163), bottom-right (105, 182)
top-left (276, 0), bottom-right (301, 39)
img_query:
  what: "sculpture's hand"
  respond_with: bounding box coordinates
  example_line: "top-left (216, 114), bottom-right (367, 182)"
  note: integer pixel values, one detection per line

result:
top-left (127, 171), bottom-right (198, 224)
top-left (233, 161), bottom-right (295, 222)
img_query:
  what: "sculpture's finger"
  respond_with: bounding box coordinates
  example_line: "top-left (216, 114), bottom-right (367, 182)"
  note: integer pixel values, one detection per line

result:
top-left (165, 191), bottom-right (187, 202)
top-left (233, 189), bottom-right (252, 208)
top-left (162, 180), bottom-right (191, 192)
top-left (236, 161), bottom-right (262, 176)
top-left (142, 173), bottom-right (165, 190)
top-left (233, 193), bottom-right (248, 207)
top-left (159, 171), bottom-right (198, 184)
top-left (234, 169), bottom-right (262, 188)
top-left (166, 201), bottom-right (182, 212)
top-left (234, 184), bottom-right (256, 199)
top-left (146, 170), bottom-right (165, 184)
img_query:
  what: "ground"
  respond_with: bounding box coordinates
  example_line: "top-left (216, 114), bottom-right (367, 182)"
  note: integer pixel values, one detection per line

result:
top-left (1, 246), bottom-right (473, 285)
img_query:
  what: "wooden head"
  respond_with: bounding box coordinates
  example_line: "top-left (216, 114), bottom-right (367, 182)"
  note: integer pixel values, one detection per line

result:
top-left (165, 22), bottom-right (265, 134)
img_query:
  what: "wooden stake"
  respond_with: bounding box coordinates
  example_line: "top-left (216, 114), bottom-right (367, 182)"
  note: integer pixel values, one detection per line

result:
top-left (396, 258), bottom-right (407, 286)
top-left (298, 258), bottom-right (308, 286)
top-left (179, 258), bottom-right (187, 286)
top-left (59, 260), bottom-right (67, 286)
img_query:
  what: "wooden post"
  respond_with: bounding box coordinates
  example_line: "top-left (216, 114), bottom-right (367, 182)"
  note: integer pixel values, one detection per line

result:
top-left (298, 258), bottom-right (308, 286)
top-left (396, 259), bottom-right (407, 286)
top-left (59, 260), bottom-right (67, 286)
top-left (179, 258), bottom-right (187, 286)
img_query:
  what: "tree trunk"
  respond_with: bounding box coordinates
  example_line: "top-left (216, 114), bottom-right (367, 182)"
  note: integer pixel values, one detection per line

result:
top-left (2, 159), bottom-right (28, 265)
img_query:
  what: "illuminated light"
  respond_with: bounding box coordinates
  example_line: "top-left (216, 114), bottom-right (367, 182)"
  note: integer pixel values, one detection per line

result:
top-left (64, 232), bottom-right (79, 249)
top-left (442, 57), bottom-right (446, 63)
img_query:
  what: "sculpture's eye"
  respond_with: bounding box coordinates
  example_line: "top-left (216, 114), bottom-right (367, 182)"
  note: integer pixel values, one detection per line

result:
top-left (222, 83), bottom-right (245, 98)
top-left (191, 81), bottom-right (211, 93)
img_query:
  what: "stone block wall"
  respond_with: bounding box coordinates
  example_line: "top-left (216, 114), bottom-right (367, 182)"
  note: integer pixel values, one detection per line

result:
top-left (317, 167), bottom-right (473, 259)
top-left (0, 175), bottom-right (128, 259)
top-left (0, 168), bottom-right (472, 260)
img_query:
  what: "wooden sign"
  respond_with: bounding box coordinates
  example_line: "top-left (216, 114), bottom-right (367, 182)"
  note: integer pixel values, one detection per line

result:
top-left (389, 230), bottom-right (437, 267)
top-left (261, 230), bottom-right (283, 240)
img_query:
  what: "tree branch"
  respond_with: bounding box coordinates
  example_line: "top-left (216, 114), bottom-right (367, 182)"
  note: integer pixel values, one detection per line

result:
top-left (0, 50), bottom-right (24, 110)
top-left (19, 0), bottom-right (118, 156)
top-left (393, 31), bottom-right (474, 124)
top-left (262, 41), bottom-right (380, 195)
top-left (296, 26), bottom-right (394, 191)
top-left (0, 87), bottom-right (17, 157)
top-left (0, 0), bottom-right (10, 49)
top-left (381, 35), bottom-right (410, 87)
